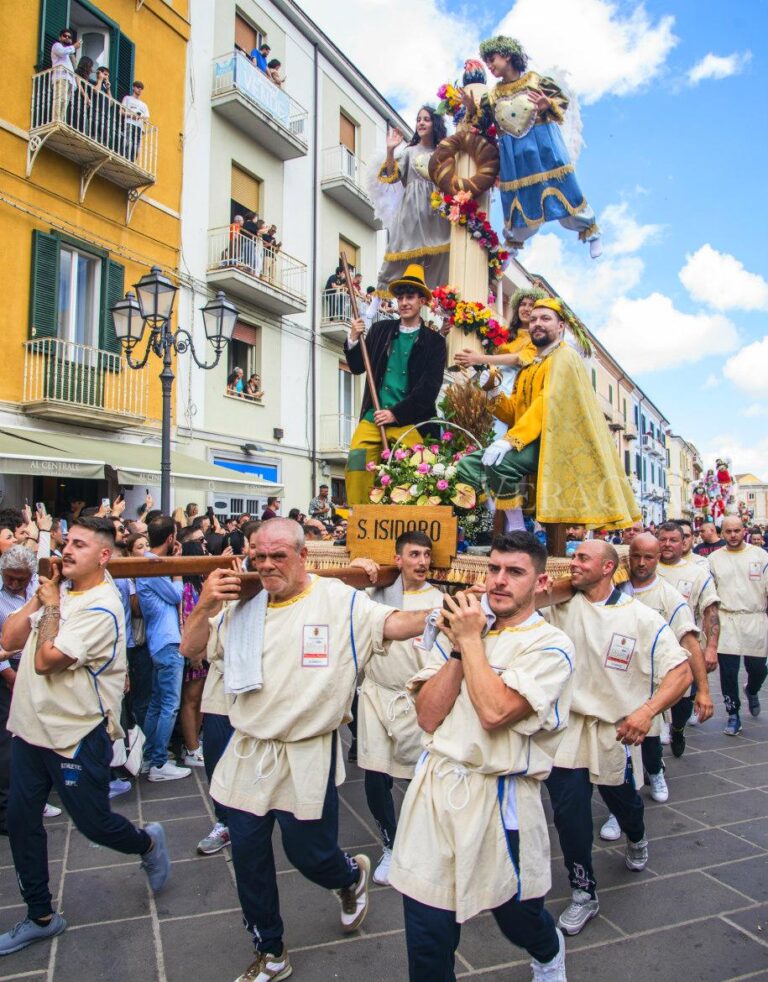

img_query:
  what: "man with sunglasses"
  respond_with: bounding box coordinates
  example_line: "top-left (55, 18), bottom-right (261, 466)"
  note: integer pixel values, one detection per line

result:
top-left (50, 29), bottom-right (80, 123)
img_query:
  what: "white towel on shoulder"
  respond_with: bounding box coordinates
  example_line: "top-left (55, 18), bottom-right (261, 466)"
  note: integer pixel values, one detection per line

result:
top-left (223, 588), bottom-right (268, 695)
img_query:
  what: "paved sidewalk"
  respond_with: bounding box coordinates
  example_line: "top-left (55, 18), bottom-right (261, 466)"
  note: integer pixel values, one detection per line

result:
top-left (1, 707), bottom-right (768, 981)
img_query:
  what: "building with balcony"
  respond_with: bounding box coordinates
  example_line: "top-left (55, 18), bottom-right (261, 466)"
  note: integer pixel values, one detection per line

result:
top-left (668, 435), bottom-right (703, 519)
top-left (735, 474), bottom-right (768, 525)
top-left (0, 0), bottom-right (202, 514)
top-left (177, 0), bottom-right (404, 509)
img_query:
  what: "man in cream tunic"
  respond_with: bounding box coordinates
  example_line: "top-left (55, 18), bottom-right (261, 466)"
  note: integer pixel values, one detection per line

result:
top-left (541, 540), bottom-right (692, 937)
top-left (181, 519), bottom-right (431, 982)
top-left (356, 530), bottom-right (447, 886)
top-left (709, 516), bottom-right (768, 735)
top-left (657, 520), bottom-right (720, 754)
top-left (388, 531), bottom-right (574, 982)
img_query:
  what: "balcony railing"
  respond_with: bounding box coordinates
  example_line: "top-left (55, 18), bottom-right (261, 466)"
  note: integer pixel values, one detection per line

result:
top-left (319, 413), bottom-right (356, 458)
top-left (321, 145), bottom-right (380, 227)
top-left (322, 289), bottom-right (353, 325)
top-left (211, 51), bottom-right (307, 157)
top-left (27, 68), bottom-right (157, 211)
top-left (22, 338), bottom-right (147, 428)
top-left (207, 227), bottom-right (307, 312)
top-left (323, 145), bottom-right (366, 186)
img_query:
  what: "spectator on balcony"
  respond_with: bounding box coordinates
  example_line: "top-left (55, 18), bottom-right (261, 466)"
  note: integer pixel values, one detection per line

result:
top-left (243, 212), bottom-right (261, 237)
top-left (226, 367), bottom-right (245, 396)
top-left (266, 58), bottom-right (285, 87)
top-left (72, 57), bottom-right (94, 134)
top-left (50, 28), bottom-right (80, 124)
top-left (250, 42), bottom-right (271, 73)
top-left (325, 266), bottom-right (345, 292)
top-left (121, 81), bottom-right (149, 163)
top-left (245, 373), bottom-right (263, 399)
top-left (242, 218), bottom-right (265, 275)
top-left (226, 215), bottom-right (244, 267)
top-left (261, 224), bottom-right (281, 282)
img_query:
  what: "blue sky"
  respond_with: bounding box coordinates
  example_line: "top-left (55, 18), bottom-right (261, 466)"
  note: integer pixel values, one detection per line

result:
top-left (303, 0), bottom-right (768, 475)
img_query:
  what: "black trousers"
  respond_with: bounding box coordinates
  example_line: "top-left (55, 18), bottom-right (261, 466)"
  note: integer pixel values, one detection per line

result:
top-left (364, 769), bottom-right (398, 848)
top-left (641, 736), bottom-right (663, 776)
top-left (202, 712), bottom-right (233, 825)
top-left (402, 830), bottom-right (558, 981)
top-left (0, 684), bottom-right (11, 832)
top-left (546, 764), bottom-right (645, 899)
top-left (719, 653), bottom-right (768, 714)
top-left (9, 724), bottom-right (151, 919)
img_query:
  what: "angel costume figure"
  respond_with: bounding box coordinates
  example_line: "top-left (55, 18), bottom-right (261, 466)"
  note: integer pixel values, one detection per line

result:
top-left (478, 36), bottom-right (601, 258)
top-left (373, 107), bottom-right (450, 296)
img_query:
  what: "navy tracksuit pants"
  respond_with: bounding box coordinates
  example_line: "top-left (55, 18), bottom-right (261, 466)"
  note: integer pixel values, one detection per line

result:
top-left (546, 764), bottom-right (645, 898)
top-left (225, 738), bottom-right (359, 954)
top-left (364, 769), bottom-right (398, 848)
top-left (9, 723), bottom-right (151, 919)
top-left (202, 712), bottom-right (233, 825)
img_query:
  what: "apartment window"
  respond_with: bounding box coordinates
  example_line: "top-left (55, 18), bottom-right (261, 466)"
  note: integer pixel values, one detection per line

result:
top-left (331, 477), bottom-right (346, 506)
top-left (339, 235), bottom-right (359, 272)
top-left (339, 112), bottom-right (356, 153)
top-left (234, 13), bottom-right (265, 56)
top-left (226, 321), bottom-right (261, 397)
top-left (591, 368), bottom-right (597, 390)
top-left (635, 453), bottom-right (641, 477)
top-left (608, 384), bottom-right (613, 404)
top-left (38, 0), bottom-right (135, 101)
top-left (749, 492), bottom-right (756, 501)
top-left (622, 398), bottom-right (627, 420)
top-left (339, 363), bottom-right (354, 418)
top-left (642, 458), bottom-right (647, 482)
top-left (231, 164), bottom-right (262, 219)
top-left (651, 463), bottom-right (655, 486)
top-left (29, 230), bottom-right (124, 353)
top-left (624, 450), bottom-right (631, 476)
top-left (634, 404), bottom-right (639, 425)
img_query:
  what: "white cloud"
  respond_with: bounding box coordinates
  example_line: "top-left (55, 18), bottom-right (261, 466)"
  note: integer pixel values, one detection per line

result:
top-left (743, 404), bottom-right (768, 418)
top-left (679, 244), bottom-right (768, 312)
top-left (723, 337), bottom-right (768, 399)
top-left (600, 202), bottom-right (662, 255)
top-left (596, 293), bottom-right (739, 374)
top-left (299, 0), bottom-right (479, 123)
top-left (495, 0), bottom-right (678, 103)
top-left (702, 373), bottom-right (720, 390)
top-left (687, 51), bottom-right (752, 85)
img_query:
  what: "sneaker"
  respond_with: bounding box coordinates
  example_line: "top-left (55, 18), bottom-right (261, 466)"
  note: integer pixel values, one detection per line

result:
top-left (372, 847), bottom-right (392, 885)
top-left (148, 761), bottom-right (191, 782)
top-left (140, 822), bottom-right (170, 893)
top-left (648, 772), bottom-right (669, 803)
top-left (0, 913), bottom-right (66, 955)
top-left (687, 712), bottom-right (700, 727)
top-left (599, 814), bottom-right (621, 841)
top-left (744, 685), bottom-right (761, 718)
top-left (625, 838), bottom-right (649, 872)
top-left (182, 746), bottom-right (205, 767)
top-left (670, 727), bottom-right (686, 758)
top-left (659, 720), bottom-right (671, 745)
top-left (43, 803), bottom-right (62, 818)
top-left (724, 714), bottom-right (742, 736)
top-left (234, 947), bottom-right (292, 982)
top-left (531, 927), bottom-right (566, 981)
top-left (338, 854), bottom-right (370, 932)
top-left (347, 738), bottom-right (357, 764)
top-left (197, 822), bottom-right (230, 856)
top-left (108, 778), bottom-right (132, 800)
top-left (557, 890), bottom-right (598, 936)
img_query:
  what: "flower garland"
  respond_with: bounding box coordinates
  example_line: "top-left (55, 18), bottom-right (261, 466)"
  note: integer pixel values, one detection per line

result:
top-left (430, 286), bottom-right (512, 351)
top-left (368, 432), bottom-right (477, 509)
top-left (430, 189), bottom-right (510, 279)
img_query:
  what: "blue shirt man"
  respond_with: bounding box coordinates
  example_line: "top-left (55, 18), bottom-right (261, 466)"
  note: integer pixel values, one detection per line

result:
top-left (250, 44), bottom-right (270, 73)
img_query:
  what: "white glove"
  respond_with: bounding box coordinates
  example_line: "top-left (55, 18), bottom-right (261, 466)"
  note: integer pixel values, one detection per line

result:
top-left (476, 367), bottom-right (501, 399)
top-left (482, 439), bottom-right (512, 467)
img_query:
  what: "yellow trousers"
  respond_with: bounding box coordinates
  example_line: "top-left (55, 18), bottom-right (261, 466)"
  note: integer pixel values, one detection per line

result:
top-left (345, 419), bottom-right (422, 505)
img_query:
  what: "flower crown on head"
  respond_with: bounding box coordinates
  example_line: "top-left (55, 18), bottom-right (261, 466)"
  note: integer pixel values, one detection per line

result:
top-left (479, 36), bottom-right (525, 61)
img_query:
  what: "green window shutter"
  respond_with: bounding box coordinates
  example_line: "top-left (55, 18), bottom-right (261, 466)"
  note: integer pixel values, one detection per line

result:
top-left (114, 32), bottom-right (135, 103)
top-left (38, 0), bottom-right (70, 71)
top-left (100, 259), bottom-right (125, 355)
top-left (29, 230), bottom-right (60, 339)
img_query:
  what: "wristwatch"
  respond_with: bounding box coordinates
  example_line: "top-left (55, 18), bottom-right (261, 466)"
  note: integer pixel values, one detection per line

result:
top-left (450, 649), bottom-right (462, 661)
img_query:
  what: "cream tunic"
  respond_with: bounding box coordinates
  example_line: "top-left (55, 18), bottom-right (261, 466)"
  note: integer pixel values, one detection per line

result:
top-left (657, 558), bottom-right (719, 629)
top-left (358, 584), bottom-right (447, 778)
top-left (210, 576), bottom-right (394, 820)
top-left (624, 577), bottom-right (698, 642)
top-left (544, 593), bottom-right (688, 785)
top-left (8, 581), bottom-right (126, 757)
top-left (709, 544), bottom-right (768, 657)
top-left (388, 614), bottom-right (574, 921)
top-left (200, 610), bottom-right (231, 716)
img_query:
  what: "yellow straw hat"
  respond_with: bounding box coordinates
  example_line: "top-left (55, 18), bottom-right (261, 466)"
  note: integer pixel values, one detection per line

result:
top-left (388, 263), bottom-right (432, 302)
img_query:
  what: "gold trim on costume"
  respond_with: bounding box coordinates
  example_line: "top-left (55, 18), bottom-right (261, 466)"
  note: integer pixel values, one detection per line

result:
top-left (378, 161), bottom-right (401, 184)
top-left (494, 494), bottom-right (527, 509)
top-left (488, 73), bottom-right (537, 104)
top-left (383, 243), bottom-right (450, 262)
top-left (505, 188), bottom-right (588, 229)
top-left (499, 164), bottom-right (574, 192)
top-left (268, 576), bottom-right (317, 608)
top-left (578, 222), bottom-right (600, 242)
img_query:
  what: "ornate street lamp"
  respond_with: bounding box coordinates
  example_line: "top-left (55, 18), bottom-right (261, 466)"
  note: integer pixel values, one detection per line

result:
top-left (111, 267), bottom-right (237, 514)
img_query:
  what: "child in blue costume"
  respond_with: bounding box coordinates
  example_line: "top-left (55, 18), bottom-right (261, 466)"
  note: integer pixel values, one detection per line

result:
top-left (477, 36), bottom-right (601, 259)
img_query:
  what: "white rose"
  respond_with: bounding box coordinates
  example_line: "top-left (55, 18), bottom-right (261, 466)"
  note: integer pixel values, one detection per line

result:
top-left (445, 465), bottom-right (457, 478)
top-left (432, 463), bottom-right (446, 476)
top-left (409, 484), bottom-right (420, 497)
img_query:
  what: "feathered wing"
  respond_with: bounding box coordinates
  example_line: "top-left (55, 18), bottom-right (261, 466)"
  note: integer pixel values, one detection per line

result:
top-left (366, 148), bottom-right (406, 228)
top-left (535, 63), bottom-right (584, 163)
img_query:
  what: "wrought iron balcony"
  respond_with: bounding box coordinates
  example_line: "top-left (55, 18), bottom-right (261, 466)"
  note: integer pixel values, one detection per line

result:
top-left (27, 68), bottom-right (158, 221)
top-left (22, 338), bottom-right (148, 428)
top-left (211, 51), bottom-right (308, 160)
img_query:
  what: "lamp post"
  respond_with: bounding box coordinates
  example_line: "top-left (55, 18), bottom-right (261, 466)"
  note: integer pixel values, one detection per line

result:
top-left (111, 267), bottom-right (238, 514)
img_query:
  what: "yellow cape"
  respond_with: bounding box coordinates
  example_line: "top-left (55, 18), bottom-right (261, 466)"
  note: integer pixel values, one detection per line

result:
top-left (536, 345), bottom-right (641, 530)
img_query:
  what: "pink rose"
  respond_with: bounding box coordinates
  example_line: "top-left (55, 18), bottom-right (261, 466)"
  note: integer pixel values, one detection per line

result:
top-left (436, 479), bottom-right (449, 491)
top-left (412, 444), bottom-right (425, 452)
top-left (366, 461), bottom-right (378, 472)
top-left (442, 431), bottom-right (454, 442)
top-left (417, 463), bottom-right (430, 474)
top-left (381, 449), bottom-right (391, 460)
top-left (394, 449), bottom-right (409, 460)
top-left (465, 444), bottom-right (476, 453)
top-left (430, 444), bottom-right (440, 454)
top-left (380, 474), bottom-right (391, 486)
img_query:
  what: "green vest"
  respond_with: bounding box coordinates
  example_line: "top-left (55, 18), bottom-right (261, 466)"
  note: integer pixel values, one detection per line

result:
top-left (363, 329), bottom-right (419, 423)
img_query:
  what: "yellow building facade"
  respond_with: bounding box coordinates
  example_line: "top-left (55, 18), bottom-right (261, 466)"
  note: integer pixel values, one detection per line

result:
top-left (0, 0), bottom-right (191, 514)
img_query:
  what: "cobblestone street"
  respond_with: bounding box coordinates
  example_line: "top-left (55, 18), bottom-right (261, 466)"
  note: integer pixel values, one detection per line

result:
top-left (1, 698), bottom-right (768, 982)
